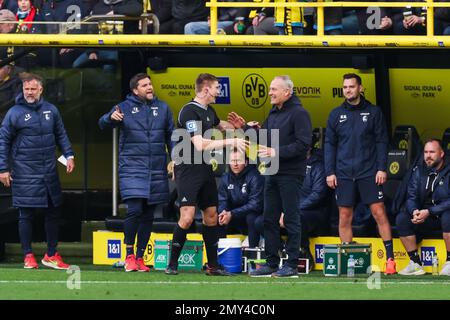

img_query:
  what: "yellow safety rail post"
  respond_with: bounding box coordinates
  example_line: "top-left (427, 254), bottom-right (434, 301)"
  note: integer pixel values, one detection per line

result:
top-left (317, 0), bottom-right (324, 36)
top-left (427, 0), bottom-right (434, 36)
top-left (210, 0), bottom-right (218, 35)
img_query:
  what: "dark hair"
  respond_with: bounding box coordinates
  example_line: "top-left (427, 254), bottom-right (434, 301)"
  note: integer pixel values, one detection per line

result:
top-left (21, 72), bottom-right (44, 86)
top-left (129, 73), bottom-right (150, 91)
top-left (424, 138), bottom-right (444, 151)
top-left (343, 73), bottom-right (362, 85)
top-left (195, 73), bottom-right (217, 93)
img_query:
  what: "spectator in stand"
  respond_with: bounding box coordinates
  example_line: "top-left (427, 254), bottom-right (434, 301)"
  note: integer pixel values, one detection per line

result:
top-left (0, 8), bottom-right (16, 33)
top-left (0, 8), bottom-right (37, 70)
top-left (0, 0), bottom-right (18, 12)
top-left (72, 0), bottom-right (143, 71)
top-left (274, 0), bottom-right (306, 35)
top-left (435, 0), bottom-right (450, 35)
top-left (148, 0), bottom-right (173, 34)
top-left (40, 0), bottom-right (88, 67)
top-left (392, 0), bottom-right (426, 35)
top-left (250, 2), bottom-right (277, 35)
top-left (15, 0), bottom-right (41, 34)
top-left (0, 54), bottom-right (22, 123)
top-left (171, 0), bottom-right (208, 34)
top-left (313, 0), bottom-right (343, 35)
top-left (184, 0), bottom-right (240, 35)
top-left (91, 0), bottom-right (144, 35)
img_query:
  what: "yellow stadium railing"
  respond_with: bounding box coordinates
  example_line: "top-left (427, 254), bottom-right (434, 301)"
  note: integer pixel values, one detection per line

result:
top-left (1, 1), bottom-right (450, 48)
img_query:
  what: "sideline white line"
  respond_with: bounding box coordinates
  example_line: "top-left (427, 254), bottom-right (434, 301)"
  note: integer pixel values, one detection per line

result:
top-left (0, 280), bottom-right (449, 285)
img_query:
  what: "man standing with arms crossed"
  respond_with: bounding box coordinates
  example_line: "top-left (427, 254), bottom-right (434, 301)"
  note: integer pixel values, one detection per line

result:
top-left (324, 73), bottom-right (397, 274)
top-left (166, 73), bottom-right (247, 276)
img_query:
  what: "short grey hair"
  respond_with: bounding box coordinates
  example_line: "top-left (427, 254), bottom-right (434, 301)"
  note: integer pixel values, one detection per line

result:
top-left (274, 75), bottom-right (294, 94)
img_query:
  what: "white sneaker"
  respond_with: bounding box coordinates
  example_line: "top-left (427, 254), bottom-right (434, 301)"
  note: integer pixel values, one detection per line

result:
top-left (242, 236), bottom-right (249, 248)
top-left (258, 238), bottom-right (265, 249)
top-left (439, 261), bottom-right (450, 276)
top-left (398, 260), bottom-right (425, 276)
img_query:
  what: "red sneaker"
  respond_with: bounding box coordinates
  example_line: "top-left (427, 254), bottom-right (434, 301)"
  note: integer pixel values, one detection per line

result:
top-left (124, 254), bottom-right (138, 272)
top-left (385, 258), bottom-right (397, 275)
top-left (41, 252), bottom-right (70, 270)
top-left (24, 253), bottom-right (38, 269)
top-left (136, 258), bottom-right (150, 272)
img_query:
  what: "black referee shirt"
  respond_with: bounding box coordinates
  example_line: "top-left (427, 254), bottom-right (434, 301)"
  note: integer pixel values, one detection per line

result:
top-left (177, 100), bottom-right (220, 165)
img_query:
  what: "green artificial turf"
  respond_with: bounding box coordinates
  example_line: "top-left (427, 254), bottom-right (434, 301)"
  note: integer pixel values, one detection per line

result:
top-left (0, 261), bottom-right (449, 300)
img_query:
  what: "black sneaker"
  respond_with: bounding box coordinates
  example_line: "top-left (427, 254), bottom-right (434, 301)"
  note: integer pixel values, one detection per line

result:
top-left (165, 265), bottom-right (178, 275)
top-left (249, 263), bottom-right (278, 277)
top-left (205, 264), bottom-right (235, 276)
top-left (271, 264), bottom-right (298, 278)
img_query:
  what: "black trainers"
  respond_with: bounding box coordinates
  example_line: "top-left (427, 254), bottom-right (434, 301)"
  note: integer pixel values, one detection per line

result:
top-left (271, 264), bottom-right (299, 278)
top-left (165, 265), bottom-right (178, 275)
top-left (205, 264), bottom-right (235, 276)
top-left (249, 263), bottom-right (278, 277)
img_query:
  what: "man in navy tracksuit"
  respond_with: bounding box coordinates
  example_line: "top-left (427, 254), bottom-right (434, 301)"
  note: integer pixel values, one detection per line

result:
top-left (229, 75), bottom-right (312, 277)
top-left (324, 73), bottom-right (397, 274)
top-left (274, 148), bottom-right (330, 268)
top-left (0, 73), bottom-right (75, 270)
top-left (217, 148), bottom-right (264, 248)
top-left (99, 73), bottom-right (175, 272)
top-left (396, 139), bottom-right (450, 276)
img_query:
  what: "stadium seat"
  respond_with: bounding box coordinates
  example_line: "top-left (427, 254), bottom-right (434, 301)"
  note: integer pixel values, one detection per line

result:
top-left (391, 125), bottom-right (422, 168)
top-left (384, 149), bottom-right (408, 219)
top-left (312, 127), bottom-right (326, 149)
top-left (442, 128), bottom-right (450, 164)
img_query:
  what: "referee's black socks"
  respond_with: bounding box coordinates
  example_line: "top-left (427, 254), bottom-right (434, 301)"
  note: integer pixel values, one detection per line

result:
top-left (169, 224), bottom-right (188, 268)
top-left (202, 224), bottom-right (219, 267)
top-left (408, 250), bottom-right (421, 265)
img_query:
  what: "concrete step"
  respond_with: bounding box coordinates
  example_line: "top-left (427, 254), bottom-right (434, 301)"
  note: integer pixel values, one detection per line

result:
top-left (80, 220), bottom-right (106, 243)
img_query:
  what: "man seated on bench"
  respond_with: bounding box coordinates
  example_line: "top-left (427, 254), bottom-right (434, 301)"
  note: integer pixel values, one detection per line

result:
top-left (217, 148), bottom-right (264, 248)
top-left (396, 139), bottom-right (450, 276)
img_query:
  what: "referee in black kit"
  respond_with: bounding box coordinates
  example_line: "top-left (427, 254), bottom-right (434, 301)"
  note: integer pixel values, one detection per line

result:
top-left (166, 73), bottom-right (248, 276)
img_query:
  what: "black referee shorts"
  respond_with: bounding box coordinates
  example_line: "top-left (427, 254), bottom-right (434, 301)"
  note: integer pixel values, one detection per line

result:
top-left (335, 176), bottom-right (384, 207)
top-left (175, 163), bottom-right (218, 210)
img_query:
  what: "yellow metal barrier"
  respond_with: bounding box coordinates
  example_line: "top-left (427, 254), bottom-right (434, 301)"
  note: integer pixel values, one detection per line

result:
top-left (0, 33), bottom-right (449, 48)
top-left (1, 1), bottom-right (450, 47)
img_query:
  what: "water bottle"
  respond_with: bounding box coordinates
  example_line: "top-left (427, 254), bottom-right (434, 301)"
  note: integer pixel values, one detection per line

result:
top-left (112, 261), bottom-right (125, 268)
top-left (347, 255), bottom-right (355, 277)
top-left (432, 254), bottom-right (439, 275)
top-left (236, 17), bottom-right (245, 34)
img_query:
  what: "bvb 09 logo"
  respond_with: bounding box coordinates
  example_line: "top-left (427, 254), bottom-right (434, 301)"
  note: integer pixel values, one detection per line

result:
top-left (389, 161), bottom-right (400, 175)
top-left (242, 74), bottom-right (268, 109)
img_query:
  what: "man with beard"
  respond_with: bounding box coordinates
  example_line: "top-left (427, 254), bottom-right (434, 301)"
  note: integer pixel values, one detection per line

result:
top-left (396, 139), bottom-right (450, 276)
top-left (0, 73), bottom-right (75, 269)
top-left (324, 73), bottom-right (397, 275)
top-left (99, 73), bottom-right (175, 272)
